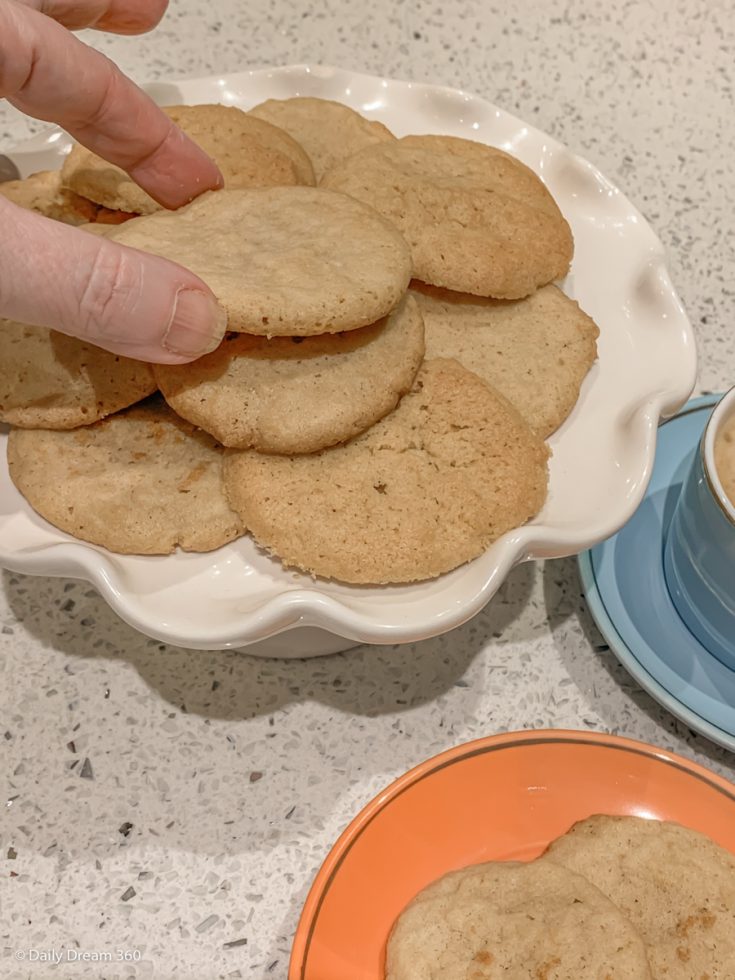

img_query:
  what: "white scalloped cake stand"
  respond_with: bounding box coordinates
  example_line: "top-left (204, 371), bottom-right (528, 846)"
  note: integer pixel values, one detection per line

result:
top-left (0, 65), bottom-right (697, 656)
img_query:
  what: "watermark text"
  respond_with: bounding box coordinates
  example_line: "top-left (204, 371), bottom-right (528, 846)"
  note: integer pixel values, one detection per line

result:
top-left (14, 948), bottom-right (142, 964)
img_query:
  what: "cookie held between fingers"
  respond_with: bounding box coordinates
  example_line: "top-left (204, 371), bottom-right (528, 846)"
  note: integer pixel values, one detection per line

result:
top-left (386, 856), bottom-right (652, 980)
top-left (249, 96), bottom-right (395, 180)
top-left (8, 399), bottom-right (244, 555)
top-left (61, 104), bottom-right (315, 215)
top-left (321, 134), bottom-right (573, 298)
top-left (546, 815), bottom-right (735, 978)
top-left (224, 359), bottom-right (549, 583)
top-left (112, 187), bottom-right (413, 336)
top-left (164, 104), bottom-right (315, 186)
top-left (0, 320), bottom-right (156, 429)
top-left (154, 294), bottom-right (425, 454)
top-left (414, 282), bottom-right (599, 438)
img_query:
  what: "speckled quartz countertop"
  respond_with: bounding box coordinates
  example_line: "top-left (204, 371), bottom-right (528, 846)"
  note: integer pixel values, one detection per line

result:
top-left (2, 1), bottom-right (735, 977)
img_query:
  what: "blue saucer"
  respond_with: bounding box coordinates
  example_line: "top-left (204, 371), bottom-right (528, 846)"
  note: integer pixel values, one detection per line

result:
top-left (579, 394), bottom-right (735, 752)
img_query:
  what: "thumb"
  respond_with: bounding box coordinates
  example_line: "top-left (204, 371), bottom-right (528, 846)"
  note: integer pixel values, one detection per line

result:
top-left (0, 198), bottom-right (227, 363)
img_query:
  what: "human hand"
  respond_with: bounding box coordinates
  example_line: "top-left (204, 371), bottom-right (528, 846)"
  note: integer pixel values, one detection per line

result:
top-left (0, 0), bottom-right (227, 362)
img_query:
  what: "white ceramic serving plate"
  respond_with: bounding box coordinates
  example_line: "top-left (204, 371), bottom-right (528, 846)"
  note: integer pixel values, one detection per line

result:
top-left (0, 65), bottom-right (696, 656)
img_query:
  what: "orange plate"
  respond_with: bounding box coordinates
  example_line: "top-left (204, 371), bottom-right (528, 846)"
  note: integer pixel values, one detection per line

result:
top-left (289, 729), bottom-right (735, 980)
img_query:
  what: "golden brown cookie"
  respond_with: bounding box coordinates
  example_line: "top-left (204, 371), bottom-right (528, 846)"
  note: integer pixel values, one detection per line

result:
top-left (322, 134), bottom-right (573, 298)
top-left (112, 187), bottom-right (412, 336)
top-left (0, 319), bottom-right (156, 429)
top-left (414, 282), bottom-right (598, 437)
top-left (224, 359), bottom-right (549, 583)
top-left (0, 170), bottom-right (99, 225)
top-left (386, 856), bottom-right (652, 980)
top-left (154, 294), bottom-right (425, 454)
top-left (546, 815), bottom-right (735, 979)
top-left (249, 96), bottom-right (395, 180)
top-left (61, 104), bottom-right (315, 215)
top-left (8, 398), bottom-right (244, 555)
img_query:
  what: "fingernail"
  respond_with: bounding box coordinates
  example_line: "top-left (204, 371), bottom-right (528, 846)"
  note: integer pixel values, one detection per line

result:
top-left (163, 289), bottom-right (227, 358)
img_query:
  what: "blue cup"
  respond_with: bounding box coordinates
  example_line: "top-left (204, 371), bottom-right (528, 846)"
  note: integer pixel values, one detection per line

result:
top-left (664, 387), bottom-right (735, 669)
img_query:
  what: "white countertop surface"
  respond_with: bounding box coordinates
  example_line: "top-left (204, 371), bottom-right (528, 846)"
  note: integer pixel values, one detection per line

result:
top-left (2, 1), bottom-right (735, 977)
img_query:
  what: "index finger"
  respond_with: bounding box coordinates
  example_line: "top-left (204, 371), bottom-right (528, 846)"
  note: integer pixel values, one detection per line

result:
top-left (12, 0), bottom-right (169, 34)
top-left (0, 0), bottom-right (222, 208)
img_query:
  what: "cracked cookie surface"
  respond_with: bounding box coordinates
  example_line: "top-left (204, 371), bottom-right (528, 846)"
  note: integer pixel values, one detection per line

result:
top-left (223, 358), bottom-right (548, 583)
top-left (8, 397), bottom-right (244, 555)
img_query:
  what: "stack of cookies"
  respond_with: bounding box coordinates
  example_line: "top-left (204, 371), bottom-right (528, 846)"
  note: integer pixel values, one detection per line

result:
top-left (386, 815), bottom-right (735, 979)
top-left (0, 103), bottom-right (317, 224)
top-left (2, 98), bottom-right (600, 585)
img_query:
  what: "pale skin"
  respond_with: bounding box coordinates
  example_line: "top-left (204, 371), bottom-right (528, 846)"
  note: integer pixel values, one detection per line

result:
top-left (0, 0), bottom-right (227, 362)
